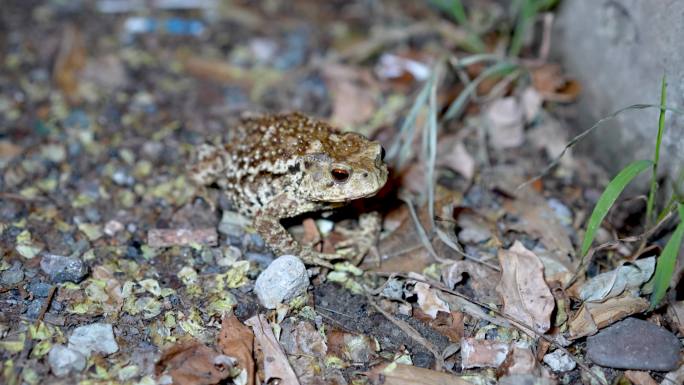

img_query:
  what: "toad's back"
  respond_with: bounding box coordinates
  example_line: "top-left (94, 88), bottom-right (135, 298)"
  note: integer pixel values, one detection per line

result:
top-left (191, 112), bottom-right (387, 218)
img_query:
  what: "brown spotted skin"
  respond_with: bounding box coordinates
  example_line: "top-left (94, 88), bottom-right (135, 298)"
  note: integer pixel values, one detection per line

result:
top-left (190, 112), bottom-right (388, 266)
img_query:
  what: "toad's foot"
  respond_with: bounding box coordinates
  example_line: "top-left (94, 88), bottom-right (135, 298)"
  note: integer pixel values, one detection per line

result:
top-left (295, 248), bottom-right (345, 269)
top-left (333, 212), bottom-right (382, 265)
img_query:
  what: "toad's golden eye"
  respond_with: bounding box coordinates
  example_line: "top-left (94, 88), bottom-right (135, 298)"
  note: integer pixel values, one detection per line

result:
top-left (331, 168), bottom-right (350, 182)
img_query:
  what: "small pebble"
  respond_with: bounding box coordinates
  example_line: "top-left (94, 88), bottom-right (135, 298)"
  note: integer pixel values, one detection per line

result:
top-left (543, 349), bottom-right (576, 372)
top-left (244, 251), bottom-right (274, 268)
top-left (111, 169), bottom-right (134, 186)
top-left (104, 219), bottom-right (124, 236)
top-left (547, 198), bottom-right (573, 226)
top-left (40, 253), bottom-right (88, 283)
top-left (587, 317), bottom-right (680, 371)
top-left (28, 281), bottom-right (52, 297)
top-left (25, 298), bottom-right (44, 319)
top-left (254, 255), bottom-right (309, 309)
top-left (48, 345), bottom-right (86, 377)
top-left (68, 323), bottom-right (119, 357)
top-left (1, 262), bottom-right (24, 285)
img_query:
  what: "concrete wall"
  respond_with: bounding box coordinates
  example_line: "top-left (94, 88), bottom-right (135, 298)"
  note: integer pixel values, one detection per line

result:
top-left (553, 0), bottom-right (684, 189)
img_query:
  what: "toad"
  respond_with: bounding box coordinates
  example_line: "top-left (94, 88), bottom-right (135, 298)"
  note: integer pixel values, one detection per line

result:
top-left (190, 113), bottom-right (388, 267)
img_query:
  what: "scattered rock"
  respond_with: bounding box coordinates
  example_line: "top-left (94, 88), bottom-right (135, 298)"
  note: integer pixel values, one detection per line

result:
top-left (147, 228), bottom-right (218, 247)
top-left (104, 219), bottom-right (124, 236)
top-left (25, 299), bottom-right (44, 319)
top-left (68, 323), bottom-right (119, 357)
top-left (543, 349), bottom-right (576, 372)
top-left (244, 251), bottom-right (274, 268)
top-left (254, 255), bottom-right (309, 309)
top-left (218, 210), bottom-right (250, 237)
top-left (48, 344), bottom-right (86, 377)
top-left (28, 281), bottom-right (52, 297)
top-left (1, 262), bottom-right (24, 285)
top-left (40, 253), bottom-right (88, 283)
top-left (586, 317), bottom-right (680, 371)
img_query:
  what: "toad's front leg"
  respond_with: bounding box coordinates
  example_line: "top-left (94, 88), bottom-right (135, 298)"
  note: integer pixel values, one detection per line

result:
top-left (252, 192), bottom-right (340, 268)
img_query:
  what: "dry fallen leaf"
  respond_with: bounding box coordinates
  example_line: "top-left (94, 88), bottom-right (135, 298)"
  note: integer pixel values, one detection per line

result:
top-left (578, 257), bottom-right (655, 302)
top-left (624, 370), bottom-right (659, 385)
top-left (568, 293), bottom-right (649, 339)
top-left (414, 282), bottom-right (450, 319)
top-left (366, 362), bottom-right (473, 385)
top-left (497, 241), bottom-right (555, 334)
top-left (530, 63), bottom-right (581, 102)
top-left (218, 315), bottom-right (255, 385)
top-left (528, 114), bottom-right (575, 170)
top-left (504, 188), bottom-right (575, 275)
top-left (155, 340), bottom-right (234, 385)
top-left (322, 64), bottom-right (378, 129)
top-left (667, 300), bottom-right (684, 335)
top-left (0, 140), bottom-right (23, 161)
top-left (521, 87), bottom-right (543, 122)
top-left (442, 260), bottom-right (500, 303)
top-left (497, 343), bottom-right (540, 377)
top-left (484, 97), bottom-right (524, 150)
top-left (436, 134), bottom-right (475, 180)
top-left (327, 330), bottom-right (377, 363)
top-left (461, 337), bottom-right (510, 369)
top-left (245, 314), bottom-right (300, 385)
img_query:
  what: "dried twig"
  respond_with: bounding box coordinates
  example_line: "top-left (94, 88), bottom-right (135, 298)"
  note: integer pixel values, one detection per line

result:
top-left (372, 272), bottom-right (608, 385)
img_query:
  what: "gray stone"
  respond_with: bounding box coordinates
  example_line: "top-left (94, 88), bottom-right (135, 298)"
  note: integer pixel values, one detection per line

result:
top-left (28, 281), bottom-right (52, 297)
top-left (48, 344), bottom-right (86, 377)
top-left (0, 262), bottom-right (24, 285)
top-left (254, 255), bottom-right (309, 309)
top-left (68, 323), bottom-right (119, 357)
top-left (554, 1), bottom-right (684, 190)
top-left (25, 299), bottom-right (44, 319)
top-left (40, 253), bottom-right (88, 283)
top-left (586, 317), bottom-right (680, 371)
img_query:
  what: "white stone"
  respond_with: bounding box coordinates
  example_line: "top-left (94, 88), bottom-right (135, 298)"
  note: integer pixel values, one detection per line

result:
top-left (48, 344), bottom-right (86, 377)
top-left (68, 323), bottom-right (119, 357)
top-left (543, 349), bottom-right (576, 372)
top-left (254, 255), bottom-right (309, 309)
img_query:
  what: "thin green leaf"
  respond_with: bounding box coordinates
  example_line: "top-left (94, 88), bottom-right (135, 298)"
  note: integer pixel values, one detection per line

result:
top-left (580, 159), bottom-right (653, 256)
top-left (650, 204), bottom-right (684, 309)
top-left (646, 75), bottom-right (668, 224)
top-left (431, 0), bottom-right (467, 25)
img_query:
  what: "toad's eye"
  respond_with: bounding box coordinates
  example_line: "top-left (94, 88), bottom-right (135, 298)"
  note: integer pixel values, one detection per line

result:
top-left (331, 168), bottom-right (350, 182)
top-left (380, 146), bottom-right (386, 161)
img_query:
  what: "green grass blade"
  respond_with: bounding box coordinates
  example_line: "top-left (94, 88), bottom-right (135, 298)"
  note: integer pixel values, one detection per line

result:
top-left (646, 75), bottom-right (667, 224)
top-left (650, 204), bottom-right (684, 309)
top-left (431, 0), bottom-right (468, 25)
top-left (580, 159), bottom-right (653, 256)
